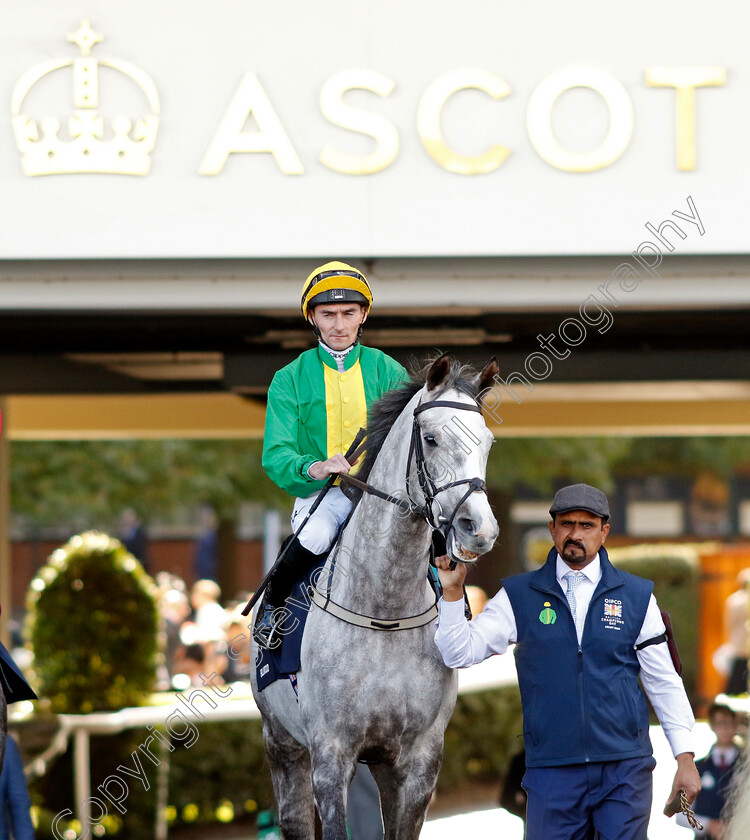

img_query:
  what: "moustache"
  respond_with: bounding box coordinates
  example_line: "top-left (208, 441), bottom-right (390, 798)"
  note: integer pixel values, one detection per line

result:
top-left (564, 540), bottom-right (584, 551)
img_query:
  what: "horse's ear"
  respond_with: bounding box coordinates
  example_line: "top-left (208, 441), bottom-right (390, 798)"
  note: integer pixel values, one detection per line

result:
top-left (426, 353), bottom-right (452, 392)
top-left (475, 357), bottom-right (499, 395)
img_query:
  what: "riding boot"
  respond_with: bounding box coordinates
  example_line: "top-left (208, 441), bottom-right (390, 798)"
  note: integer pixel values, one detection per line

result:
top-left (253, 537), bottom-right (326, 649)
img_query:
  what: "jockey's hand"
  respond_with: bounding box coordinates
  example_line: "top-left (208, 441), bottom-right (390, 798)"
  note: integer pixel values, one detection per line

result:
top-left (434, 554), bottom-right (467, 602)
top-left (308, 454), bottom-right (356, 481)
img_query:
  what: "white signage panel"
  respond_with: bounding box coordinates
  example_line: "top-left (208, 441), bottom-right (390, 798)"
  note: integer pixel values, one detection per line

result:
top-left (0, 1), bottom-right (746, 258)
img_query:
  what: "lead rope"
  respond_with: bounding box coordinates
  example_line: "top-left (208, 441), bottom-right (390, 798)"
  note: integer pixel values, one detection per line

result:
top-left (680, 790), bottom-right (703, 831)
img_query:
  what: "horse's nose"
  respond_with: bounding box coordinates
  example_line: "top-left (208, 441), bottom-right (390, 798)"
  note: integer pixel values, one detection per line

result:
top-left (457, 516), bottom-right (498, 542)
top-left (457, 512), bottom-right (499, 545)
top-left (457, 516), bottom-right (477, 535)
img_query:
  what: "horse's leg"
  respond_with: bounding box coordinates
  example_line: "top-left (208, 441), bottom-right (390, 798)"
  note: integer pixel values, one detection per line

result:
top-left (262, 718), bottom-right (316, 840)
top-left (390, 737), bottom-right (444, 840)
top-left (369, 763), bottom-right (405, 840)
top-left (309, 745), bottom-right (355, 840)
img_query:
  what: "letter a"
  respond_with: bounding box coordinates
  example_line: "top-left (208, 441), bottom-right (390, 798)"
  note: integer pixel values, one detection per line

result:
top-left (200, 73), bottom-right (304, 175)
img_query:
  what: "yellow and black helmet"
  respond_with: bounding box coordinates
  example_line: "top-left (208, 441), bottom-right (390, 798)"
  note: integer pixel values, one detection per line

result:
top-left (301, 261), bottom-right (373, 320)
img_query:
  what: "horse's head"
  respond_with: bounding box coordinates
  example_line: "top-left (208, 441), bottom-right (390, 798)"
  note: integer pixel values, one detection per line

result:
top-left (412, 354), bottom-right (499, 564)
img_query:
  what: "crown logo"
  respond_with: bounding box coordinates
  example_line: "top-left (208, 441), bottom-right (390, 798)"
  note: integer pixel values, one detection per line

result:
top-left (11, 20), bottom-right (160, 176)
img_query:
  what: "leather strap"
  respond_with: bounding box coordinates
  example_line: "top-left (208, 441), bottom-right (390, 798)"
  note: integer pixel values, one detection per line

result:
top-left (310, 582), bottom-right (439, 631)
top-left (634, 610), bottom-right (682, 675)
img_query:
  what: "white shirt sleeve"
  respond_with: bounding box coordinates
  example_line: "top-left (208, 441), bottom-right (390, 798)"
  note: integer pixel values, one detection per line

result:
top-left (636, 595), bottom-right (695, 757)
top-left (434, 588), bottom-right (517, 668)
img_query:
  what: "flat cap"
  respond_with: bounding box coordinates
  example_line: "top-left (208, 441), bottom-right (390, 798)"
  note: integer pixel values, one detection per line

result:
top-left (549, 483), bottom-right (610, 520)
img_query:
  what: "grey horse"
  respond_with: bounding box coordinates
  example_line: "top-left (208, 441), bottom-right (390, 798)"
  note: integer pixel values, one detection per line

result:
top-left (724, 748), bottom-right (750, 840)
top-left (251, 355), bottom-right (499, 840)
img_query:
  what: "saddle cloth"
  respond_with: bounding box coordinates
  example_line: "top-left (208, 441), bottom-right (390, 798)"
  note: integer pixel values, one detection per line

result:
top-left (255, 563), bottom-right (323, 692)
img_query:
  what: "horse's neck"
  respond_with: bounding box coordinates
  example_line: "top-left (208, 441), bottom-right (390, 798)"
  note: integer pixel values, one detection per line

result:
top-left (333, 390), bottom-right (433, 615)
top-left (335, 502), bottom-right (433, 612)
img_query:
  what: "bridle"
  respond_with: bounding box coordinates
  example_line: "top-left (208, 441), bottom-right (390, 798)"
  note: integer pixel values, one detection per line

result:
top-left (311, 393), bottom-right (491, 632)
top-left (341, 395), bottom-right (489, 544)
top-left (408, 398), bottom-right (488, 537)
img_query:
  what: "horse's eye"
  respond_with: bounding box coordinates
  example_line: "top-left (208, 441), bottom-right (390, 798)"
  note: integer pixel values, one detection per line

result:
top-left (423, 434), bottom-right (438, 447)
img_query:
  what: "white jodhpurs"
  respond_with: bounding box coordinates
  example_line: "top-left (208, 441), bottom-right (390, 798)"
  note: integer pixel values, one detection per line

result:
top-left (291, 487), bottom-right (353, 554)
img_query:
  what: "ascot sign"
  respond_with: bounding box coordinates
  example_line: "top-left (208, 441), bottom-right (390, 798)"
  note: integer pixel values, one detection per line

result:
top-left (12, 21), bottom-right (726, 179)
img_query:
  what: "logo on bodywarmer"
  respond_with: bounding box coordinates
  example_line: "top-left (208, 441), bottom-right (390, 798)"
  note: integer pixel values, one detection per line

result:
top-left (538, 601), bottom-right (557, 625)
top-left (602, 598), bottom-right (625, 630)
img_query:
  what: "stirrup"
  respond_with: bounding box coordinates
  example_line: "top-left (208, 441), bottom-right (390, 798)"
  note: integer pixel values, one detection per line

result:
top-left (253, 603), bottom-right (282, 650)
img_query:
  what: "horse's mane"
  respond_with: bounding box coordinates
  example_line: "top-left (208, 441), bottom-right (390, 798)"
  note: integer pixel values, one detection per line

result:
top-left (352, 358), bottom-right (480, 495)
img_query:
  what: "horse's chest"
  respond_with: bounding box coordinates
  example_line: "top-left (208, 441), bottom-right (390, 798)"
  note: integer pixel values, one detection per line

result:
top-left (302, 631), bottom-right (453, 732)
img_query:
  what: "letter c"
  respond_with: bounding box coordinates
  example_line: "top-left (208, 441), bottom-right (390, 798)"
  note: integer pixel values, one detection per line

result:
top-left (418, 69), bottom-right (511, 174)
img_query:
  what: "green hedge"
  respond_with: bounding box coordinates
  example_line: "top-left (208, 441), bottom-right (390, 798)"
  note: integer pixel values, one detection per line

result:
top-left (25, 531), bottom-right (159, 714)
top-left (24, 532), bottom-right (162, 838)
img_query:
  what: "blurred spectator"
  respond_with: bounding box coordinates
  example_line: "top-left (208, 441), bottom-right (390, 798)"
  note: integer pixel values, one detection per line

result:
top-left (156, 579), bottom-right (191, 686)
top-left (0, 641), bottom-right (36, 839)
top-left (119, 508), bottom-right (149, 571)
top-left (188, 580), bottom-right (225, 640)
top-left (677, 703), bottom-right (740, 838)
top-left (193, 504), bottom-right (219, 582)
top-left (182, 579), bottom-right (225, 674)
top-left (723, 569), bottom-right (750, 695)
top-left (0, 735), bottom-right (34, 840)
top-left (173, 643), bottom-right (211, 689)
top-left (217, 609), bottom-right (253, 684)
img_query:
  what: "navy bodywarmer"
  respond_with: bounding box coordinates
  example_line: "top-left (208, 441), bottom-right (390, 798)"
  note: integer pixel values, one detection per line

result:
top-left (502, 547), bottom-right (654, 768)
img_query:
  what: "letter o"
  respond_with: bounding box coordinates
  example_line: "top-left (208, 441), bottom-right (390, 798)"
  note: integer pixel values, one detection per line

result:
top-left (524, 352), bottom-right (553, 381)
top-left (559, 318), bottom-right (587, 346)
top-left (527, 68), bottom-right (633, 172)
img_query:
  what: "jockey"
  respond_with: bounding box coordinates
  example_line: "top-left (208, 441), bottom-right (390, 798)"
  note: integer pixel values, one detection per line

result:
top-left (254, 261), bottom-right (407, 646)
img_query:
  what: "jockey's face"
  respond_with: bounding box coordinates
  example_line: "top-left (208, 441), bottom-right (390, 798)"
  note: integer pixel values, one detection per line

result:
top-left (549, 509), bottom-right (609, 569)
top-left (309, 303), bottom-right (368, 350)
